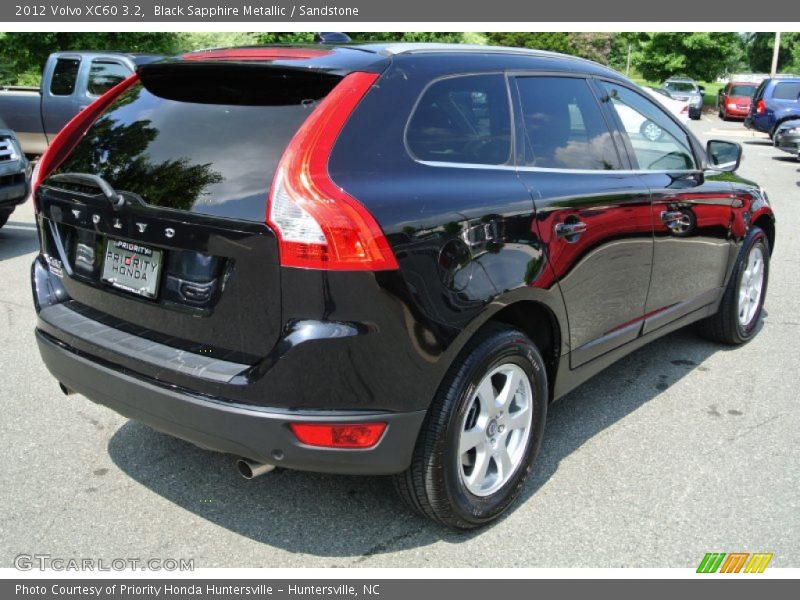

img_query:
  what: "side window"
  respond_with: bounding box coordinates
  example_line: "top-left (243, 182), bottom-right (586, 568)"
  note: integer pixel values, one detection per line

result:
top-left (599, 82), bottom-right (696, 171)
top-left (515, 76), bottom-right (622, 170)
top-left (772, 82), bottom-right (800, 100)
top-left (407, 74), bottom-right (511, 165)
top-left (87, 60), bottom-right (130, 96)
top-left (49, 58), bottom-right (81, 96)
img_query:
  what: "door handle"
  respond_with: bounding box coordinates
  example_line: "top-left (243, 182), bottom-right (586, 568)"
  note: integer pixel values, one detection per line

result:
top-left (555, 221), bottom-right (587, 240)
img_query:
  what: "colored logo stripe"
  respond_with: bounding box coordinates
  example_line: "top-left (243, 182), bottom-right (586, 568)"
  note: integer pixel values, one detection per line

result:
top-left (697, 552), bottom-right (773, 573)
top-left (744, 553), bottom-right (773, 573)
top-left (697, 553), bottom-right (726, 573)
top-left (720, 553), bottom-right (749, 573)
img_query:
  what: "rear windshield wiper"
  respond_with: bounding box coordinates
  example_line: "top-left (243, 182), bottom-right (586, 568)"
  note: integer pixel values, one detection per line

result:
top-left (46, 173), bottom-right (125, 209)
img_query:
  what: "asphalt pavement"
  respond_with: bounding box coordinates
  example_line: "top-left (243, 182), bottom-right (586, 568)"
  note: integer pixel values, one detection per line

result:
top-left (0, 115), bottom-right (797, 568)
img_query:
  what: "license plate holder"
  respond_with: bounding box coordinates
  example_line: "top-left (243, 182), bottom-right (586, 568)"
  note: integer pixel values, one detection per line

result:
top-left (101, 238), bottom-right (163, 299)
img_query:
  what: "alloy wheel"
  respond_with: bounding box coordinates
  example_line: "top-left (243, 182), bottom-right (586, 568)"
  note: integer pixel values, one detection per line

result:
top-left (457, 363), bottom-right (534, 497)
top-left (738, 245), bottom-right (765, 327)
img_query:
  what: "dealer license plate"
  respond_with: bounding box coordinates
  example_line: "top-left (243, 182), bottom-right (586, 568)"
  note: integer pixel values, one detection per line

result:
top-left (101, 238), bottom-right (163, 299)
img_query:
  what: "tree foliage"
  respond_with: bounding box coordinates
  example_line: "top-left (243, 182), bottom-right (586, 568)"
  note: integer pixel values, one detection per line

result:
top-left (632, 32), bottom-right (741, 82)
top-left (2, 31), bottom-right (798, 89)
top-left (746, 33), bottom-right (800, 73)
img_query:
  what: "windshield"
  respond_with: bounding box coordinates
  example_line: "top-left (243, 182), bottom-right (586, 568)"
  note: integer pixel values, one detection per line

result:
top-left (729, 85), bottom-right (756, 97)
top-left (665, 82), bottom-right (696, 92)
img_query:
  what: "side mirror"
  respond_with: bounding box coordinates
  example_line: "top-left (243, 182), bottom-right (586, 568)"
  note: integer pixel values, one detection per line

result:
top-left (698, 86), bottom-right (706, 93)
top-left (706, 140), bottom-right (742, 172)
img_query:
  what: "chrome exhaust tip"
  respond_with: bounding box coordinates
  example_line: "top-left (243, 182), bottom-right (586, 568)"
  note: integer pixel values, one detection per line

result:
top-left (236, 459), bottom-right (275, 479)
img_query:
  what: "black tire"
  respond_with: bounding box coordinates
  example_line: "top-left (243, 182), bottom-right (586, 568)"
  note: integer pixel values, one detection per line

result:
top-left (0, 210), bottom-right (11, 229)
top-left (394, 324), bottom-right (547, 529)
top-left (698, 227), bottom-right (770, 345)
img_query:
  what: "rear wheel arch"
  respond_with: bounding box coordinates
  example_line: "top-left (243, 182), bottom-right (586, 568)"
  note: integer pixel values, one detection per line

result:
top-left (437, 298), bottom-right (563, 405)
top-left (488, 301), bottom-right (561, 399)
top-left (753, 214), bottom-right (775, 255)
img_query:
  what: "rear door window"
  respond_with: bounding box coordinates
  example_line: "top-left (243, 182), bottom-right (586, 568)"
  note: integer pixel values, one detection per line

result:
top-left (88, 60), bottom-right (130, 96)
top-left (515, 76), bottom-right (623, 170)
top-left (772, 81), bottom-right (800, 100)
top-left (49, 58), bottom-right (81, 96)
top-left (48, 67), bottom-right (340, 221)
top-left (406, 74), bottom-right (512, 165)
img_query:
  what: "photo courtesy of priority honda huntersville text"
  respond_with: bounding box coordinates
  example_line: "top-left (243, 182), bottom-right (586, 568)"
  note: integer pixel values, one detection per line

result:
top-left (31, 42), bottom-right (775, 528)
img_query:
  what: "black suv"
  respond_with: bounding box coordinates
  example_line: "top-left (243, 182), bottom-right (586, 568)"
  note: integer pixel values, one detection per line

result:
top-left (31, 44), bottom-right (775, 528)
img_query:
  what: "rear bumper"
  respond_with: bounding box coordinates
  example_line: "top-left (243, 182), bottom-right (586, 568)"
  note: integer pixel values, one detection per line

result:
top-left (723, 106), bottom-right (750, 118)
top-left (36, 329), bottom-right (426, 475)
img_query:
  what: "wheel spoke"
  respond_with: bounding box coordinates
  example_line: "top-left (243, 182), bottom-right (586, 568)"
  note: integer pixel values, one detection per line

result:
top-left (475, 377), bottom-right (496, 416)
top-left (496, 368), bottom-right (523, 410)
top-left (505, 403), bottom-right (531, 431)
top-left (467, 447), bottom-right (491, 489)
top-left (494, 444), bottom-right (513, 481)
top-left (459, 427), bottom-right (485, 455)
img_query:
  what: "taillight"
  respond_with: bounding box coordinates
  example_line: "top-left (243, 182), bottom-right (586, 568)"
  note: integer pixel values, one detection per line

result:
top-left (756, 99), bottom-right (766, 115)
top-left (267, 72), bottom-right (398, 271)
top-left (289, 422), bottom-right (387, 448)
top-left (33, 74), bottom-right (139, 208)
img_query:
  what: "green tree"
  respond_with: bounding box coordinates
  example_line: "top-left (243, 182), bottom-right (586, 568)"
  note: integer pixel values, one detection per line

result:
top-left (745, 33), bottom-right (800, 73)
top-left (0, 32), bottom-right (183, 86)
top-left (633, 32), bottom-right (740, 82)
top-left (485, 32), bottom-right (572, 54)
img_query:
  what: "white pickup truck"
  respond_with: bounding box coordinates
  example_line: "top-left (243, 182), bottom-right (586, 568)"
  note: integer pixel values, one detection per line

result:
top-left (0, 51), bottom-right (161, 155)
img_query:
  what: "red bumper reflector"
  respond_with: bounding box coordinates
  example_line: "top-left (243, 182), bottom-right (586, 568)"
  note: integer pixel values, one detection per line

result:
top-left (289, 422), bottom-right (387, 448)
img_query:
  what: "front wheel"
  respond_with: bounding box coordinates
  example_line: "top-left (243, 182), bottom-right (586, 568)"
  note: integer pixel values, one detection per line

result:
top-left (394, 324), bottom-right (547, 529)
top-left (698, 227), bottom-right (770, 344)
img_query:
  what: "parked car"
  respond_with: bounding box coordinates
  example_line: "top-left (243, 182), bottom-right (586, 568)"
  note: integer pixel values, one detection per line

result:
top-left (0, 51), bottom-right (161, 155)
top-left (645, 87), bottom-right (691, 124)
top-left (0, 117), bottom-right (30, 229)
top-left (718, 81), bottom-right (757, 120)
top-left (773, 118), bottom-right (800, 159)
top-left (745, 76), bottom-right (800, 137)
top-left (30, 44), bottom-right (776, 529)
top-left (663, 77), bottom-right (705, 119)
top-left (616, 87), bottom-right (690, 142)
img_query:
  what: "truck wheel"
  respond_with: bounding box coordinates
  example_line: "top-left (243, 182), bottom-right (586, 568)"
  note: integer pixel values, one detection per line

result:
top-left (394, 324), bottom-right (547, 529)
top-left (698, 227), bottom-right (770, 345)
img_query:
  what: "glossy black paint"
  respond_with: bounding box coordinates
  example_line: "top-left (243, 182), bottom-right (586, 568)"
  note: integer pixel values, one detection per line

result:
top-left (32, 45), bottom-right (776, 473)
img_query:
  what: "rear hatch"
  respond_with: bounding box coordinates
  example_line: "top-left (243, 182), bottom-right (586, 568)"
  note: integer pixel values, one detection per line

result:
top-left (35, 55), bottom-right (383, 379)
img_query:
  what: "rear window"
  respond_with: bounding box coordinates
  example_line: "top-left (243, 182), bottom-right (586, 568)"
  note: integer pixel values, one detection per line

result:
top-left (729, 85), bottom-right (756, 97)
top-left (49, 58), bottom-right (81, 96)
top-left (664, 81), bottom-right (696, 93)
top-left (772, 81), bottom-right (800, 100)
top-left (754, 80), bottom-right (768, 100)
top-left (48, 67), bottom-right (339, 221)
